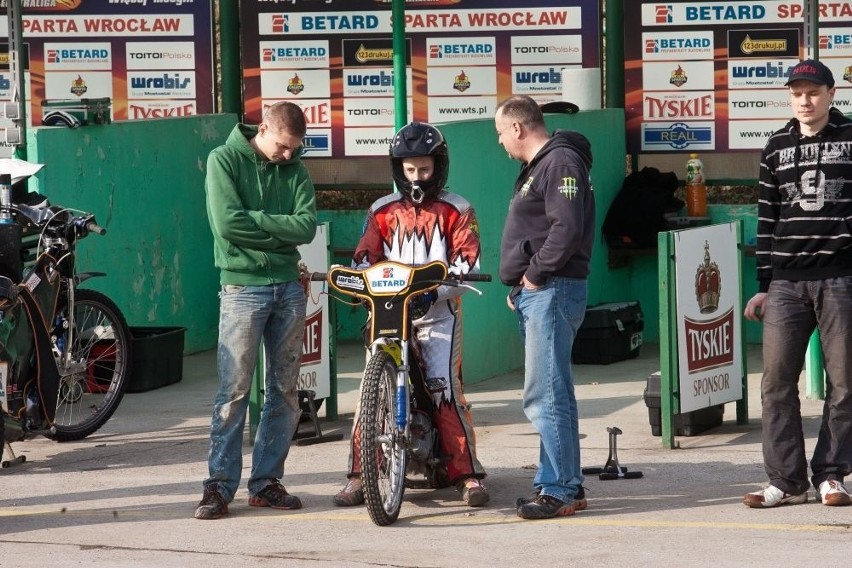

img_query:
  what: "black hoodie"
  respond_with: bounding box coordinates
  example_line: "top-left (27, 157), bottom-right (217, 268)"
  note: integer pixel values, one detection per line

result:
top-left (755, 108), bottom-right (852, 292)
top-left (499, 129), bottom-right (595, 286)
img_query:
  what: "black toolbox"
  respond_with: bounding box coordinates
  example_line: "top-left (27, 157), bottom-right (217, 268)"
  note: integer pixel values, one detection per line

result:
top-left (643, 372), bottom-right (724, 436)
top-left (572, 301), bottom-right (644, 364)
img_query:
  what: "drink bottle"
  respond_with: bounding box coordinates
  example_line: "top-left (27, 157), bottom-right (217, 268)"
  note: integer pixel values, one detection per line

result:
top-left (685, 153), bottom-right (707, 217)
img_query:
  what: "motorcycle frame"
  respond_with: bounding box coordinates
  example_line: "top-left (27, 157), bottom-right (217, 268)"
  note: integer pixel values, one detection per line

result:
top-left (0, 207), bottom-right (103, 429)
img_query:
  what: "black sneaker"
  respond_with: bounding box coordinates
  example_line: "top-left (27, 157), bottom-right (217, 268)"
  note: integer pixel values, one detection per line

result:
top-left (515, 486), bottom-right (587, 511)
top-left (517, 494), bottom-right (577, 520)
top-left (194, 485), bottom-right (229, 520)
top-left (248, 481), bottom-right (303, 510)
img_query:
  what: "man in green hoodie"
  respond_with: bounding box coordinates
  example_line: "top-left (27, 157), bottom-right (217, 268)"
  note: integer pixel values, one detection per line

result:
top-left (195, 101), bottom-right (317, 520)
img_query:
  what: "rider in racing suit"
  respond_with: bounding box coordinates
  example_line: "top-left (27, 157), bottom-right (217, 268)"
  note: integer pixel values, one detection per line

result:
top-left (333, 121), bottom-right (490, 508)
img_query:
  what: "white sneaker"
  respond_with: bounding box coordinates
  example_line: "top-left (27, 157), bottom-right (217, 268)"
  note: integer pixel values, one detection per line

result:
top-left (743, 485), bottom-right (808, 508)
top-left (818, 480), bottom-right (852, 507)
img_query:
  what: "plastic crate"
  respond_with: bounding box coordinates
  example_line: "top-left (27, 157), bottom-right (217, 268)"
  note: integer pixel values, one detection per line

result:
top-left (126, 326), bottom-right (185, 393)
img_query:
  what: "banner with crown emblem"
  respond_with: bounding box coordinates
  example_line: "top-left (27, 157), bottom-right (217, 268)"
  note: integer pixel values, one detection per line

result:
top-left (296, 223), bottom-right (331, 401)
top-left (673, 223), bottom-right (743, 413)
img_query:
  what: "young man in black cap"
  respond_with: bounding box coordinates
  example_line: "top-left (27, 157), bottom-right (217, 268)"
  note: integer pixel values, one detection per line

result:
top-left (743, 59), bottom-right (852, 509)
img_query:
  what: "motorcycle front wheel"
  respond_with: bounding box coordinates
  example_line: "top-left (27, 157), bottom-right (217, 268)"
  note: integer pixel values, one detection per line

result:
top-left (50, 289), bottom-right (132, 442)
top-left (359, 349), bottom-right (407, 526)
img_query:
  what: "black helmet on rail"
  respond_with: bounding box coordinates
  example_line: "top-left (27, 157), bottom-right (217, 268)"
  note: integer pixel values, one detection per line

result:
top-left (390, 122), bottom-right (449, 204)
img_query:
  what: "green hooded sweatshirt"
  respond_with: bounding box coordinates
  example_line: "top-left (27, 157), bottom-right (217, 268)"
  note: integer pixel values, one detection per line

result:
top-left (205, 123), bottom-right (317, 286)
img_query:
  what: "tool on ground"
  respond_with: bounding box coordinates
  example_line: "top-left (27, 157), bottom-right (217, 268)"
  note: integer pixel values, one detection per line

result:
top-left (582, 426), bottom-right (644, 480)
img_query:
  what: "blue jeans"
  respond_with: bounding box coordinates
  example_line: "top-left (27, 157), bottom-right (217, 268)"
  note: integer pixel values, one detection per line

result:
top-left (204, 281), bottom-right (305, 502)
top-left (761, 278), bottom-right (852, 494)
top-left (514, 277), bottom-right (588, 503)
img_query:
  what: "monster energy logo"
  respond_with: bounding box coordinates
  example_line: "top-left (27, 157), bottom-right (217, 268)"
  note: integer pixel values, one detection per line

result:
top-left (520, 176), bottom-right (534, 197)
top-left (558, 177), bottom-right (578, 198)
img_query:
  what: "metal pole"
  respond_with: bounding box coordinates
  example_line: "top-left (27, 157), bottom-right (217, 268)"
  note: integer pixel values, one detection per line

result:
top-left (803, 0), bottom-right (819, 59)
top-left (802, 0), bottom-right (826, 400)
top-left (217, 0), bottom-right (242, 116)
top-left (7, 0), bottom-right (26, 158)
top-left (392, 0), bottom-right (407, 131)
top-left (604, 0), bottom-right (624, 108)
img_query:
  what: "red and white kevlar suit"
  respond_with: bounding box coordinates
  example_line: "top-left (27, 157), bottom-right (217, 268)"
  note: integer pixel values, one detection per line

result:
top-left (347, 190), bottom-right (486, 484)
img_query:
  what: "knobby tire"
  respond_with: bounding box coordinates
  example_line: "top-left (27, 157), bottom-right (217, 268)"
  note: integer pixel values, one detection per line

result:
top-left (50, 289), bottom-right (132, 442)
top-left (359, 349), bottom-right (407, 526)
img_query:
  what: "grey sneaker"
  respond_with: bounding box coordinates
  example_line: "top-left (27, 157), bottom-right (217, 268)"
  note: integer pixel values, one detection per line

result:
top-left (743, 485), bottom-right (808, 508)
top-left (248, 481), bottom-right (302, 510)
top-left (194, 485), bottom-right (228, 520)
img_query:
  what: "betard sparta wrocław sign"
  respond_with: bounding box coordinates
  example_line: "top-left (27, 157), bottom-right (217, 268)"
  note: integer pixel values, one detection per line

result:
top-left (674, 224), bottom-right (743, 413)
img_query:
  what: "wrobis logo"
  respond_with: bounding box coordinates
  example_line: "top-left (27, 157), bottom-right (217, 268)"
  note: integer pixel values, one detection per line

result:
top-left (334, 274), bottom-right (365, 291)
top-left (128, 71), bottom-right (196, 98)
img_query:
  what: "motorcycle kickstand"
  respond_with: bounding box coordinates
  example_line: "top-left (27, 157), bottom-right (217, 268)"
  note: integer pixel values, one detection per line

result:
top-left (2, 441), bottom-right (27, 468)
top-left (581, 426), bottom-right (643, 480)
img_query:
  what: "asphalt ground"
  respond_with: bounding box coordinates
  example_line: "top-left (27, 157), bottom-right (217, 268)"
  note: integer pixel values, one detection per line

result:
top-left (1, 341), bottom-right (850, 567)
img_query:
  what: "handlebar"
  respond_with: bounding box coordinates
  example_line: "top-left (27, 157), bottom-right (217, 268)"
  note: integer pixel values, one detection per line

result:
top-left (308, 270), bottom-right (491, 284)
top-left (10, 203), bottom-right (105, 237)
top-left (76, 217), bottom-right (106, 236)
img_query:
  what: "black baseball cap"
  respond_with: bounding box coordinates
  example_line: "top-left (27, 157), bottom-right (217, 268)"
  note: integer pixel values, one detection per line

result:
top-left (539, 101), bottom-right (580, 114)
top-left (785, 59), bottom-right (835, 88)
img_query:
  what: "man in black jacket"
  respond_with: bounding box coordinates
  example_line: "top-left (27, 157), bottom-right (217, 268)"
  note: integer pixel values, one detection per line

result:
top-left (743, 59), bottom-right (852, 509)
top-left (494, 95), bottom-right (595, 520)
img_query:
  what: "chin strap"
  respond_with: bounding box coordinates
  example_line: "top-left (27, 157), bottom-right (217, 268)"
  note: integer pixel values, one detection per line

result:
top-left (409, 184), bottom-right (425, 204)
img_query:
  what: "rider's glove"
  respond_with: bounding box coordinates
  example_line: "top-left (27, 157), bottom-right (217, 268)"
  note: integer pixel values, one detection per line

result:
top-left (409, 290), bottom-right (437, 320)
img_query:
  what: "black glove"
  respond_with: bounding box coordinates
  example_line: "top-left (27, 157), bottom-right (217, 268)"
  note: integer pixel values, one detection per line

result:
top-left (409, 290), bottom-right (437, 320)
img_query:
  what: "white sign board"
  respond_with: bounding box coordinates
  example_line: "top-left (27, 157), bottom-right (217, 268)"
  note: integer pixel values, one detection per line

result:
top-left (296, 224), bottom-right (330, 400)
top-left (674, 223), bottom-right (743, 413)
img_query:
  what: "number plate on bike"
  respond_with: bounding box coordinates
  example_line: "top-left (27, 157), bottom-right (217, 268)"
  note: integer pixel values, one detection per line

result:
top-left (364, 264), bottom-right (412, 294)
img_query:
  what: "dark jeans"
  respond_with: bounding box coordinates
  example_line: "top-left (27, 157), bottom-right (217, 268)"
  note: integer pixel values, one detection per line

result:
top-left (761, 278), bottom-right (852, 494)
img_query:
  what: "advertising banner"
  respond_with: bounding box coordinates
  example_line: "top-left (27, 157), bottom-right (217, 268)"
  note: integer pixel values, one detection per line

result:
top-left (624, 1), bottom-right (852, 153)
top-left (674, 223), bottom-right (743, 413)
top-left (0, 0), bottom-right (213, 124)
top-left (297, 223), bottom-right (331, 400)
top-left (240, 0), bottom-right (601, 158)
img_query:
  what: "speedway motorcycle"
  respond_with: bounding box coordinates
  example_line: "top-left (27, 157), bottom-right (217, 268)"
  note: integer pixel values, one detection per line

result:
top-left (307, 260), bottom-right (489, 525)
top-left (1, 183), bottom-right (131, 467)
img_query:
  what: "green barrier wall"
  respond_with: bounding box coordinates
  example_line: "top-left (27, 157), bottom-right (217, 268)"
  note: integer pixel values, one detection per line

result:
top-left (438, 110), bottom-right (630, 380)
top-left (22, 109), bottom-right (644, 383)
top-left (26, 115), bottom-right (239, 354)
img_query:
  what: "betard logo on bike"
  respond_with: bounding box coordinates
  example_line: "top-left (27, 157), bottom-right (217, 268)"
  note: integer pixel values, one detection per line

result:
top-left (365, 264), bottom-right (412, 293)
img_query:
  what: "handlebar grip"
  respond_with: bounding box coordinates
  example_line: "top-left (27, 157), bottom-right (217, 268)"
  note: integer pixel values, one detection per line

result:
top-left (87, 222), bottom-right (107, 235)
top-left (309, 272), bottom-right (327, 281)
top-left (456, 273), bottom-right (492, 282)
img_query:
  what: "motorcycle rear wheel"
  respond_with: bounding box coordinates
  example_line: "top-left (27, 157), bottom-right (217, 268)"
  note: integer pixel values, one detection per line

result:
top-left (359, 349), bottom-right (407, 526)
top-left (50, 289), bottom-right (132, 442)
